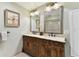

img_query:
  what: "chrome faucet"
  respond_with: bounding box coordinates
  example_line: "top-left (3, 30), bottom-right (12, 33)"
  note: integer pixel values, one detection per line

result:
top-left (49, 33), bottom-right (56, 37)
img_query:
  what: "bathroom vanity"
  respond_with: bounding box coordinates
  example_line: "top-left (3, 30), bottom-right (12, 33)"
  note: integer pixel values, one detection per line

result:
top-left (22, 3), bottom-right (64, 57)
top-left (22, 34), bottom-right (65, 57)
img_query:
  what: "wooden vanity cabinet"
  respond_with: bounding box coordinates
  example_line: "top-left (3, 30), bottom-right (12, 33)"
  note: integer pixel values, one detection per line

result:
top-left (22, 35), bottom-right (65, 57)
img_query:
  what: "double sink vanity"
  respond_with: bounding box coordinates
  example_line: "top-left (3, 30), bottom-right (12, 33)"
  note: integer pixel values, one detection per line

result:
top-left (22, 33), bottom-right (65, 57)
top-left (22, 3), bottom-right (65, 57)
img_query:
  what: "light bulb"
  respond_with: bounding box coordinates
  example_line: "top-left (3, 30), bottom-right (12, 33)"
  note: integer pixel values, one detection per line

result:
top-left (34, 11), bottom-right (39, 15)
top-left (30, 12), bottom-right (35, 16)
top-left (45, 6), bottom-right (52, 11)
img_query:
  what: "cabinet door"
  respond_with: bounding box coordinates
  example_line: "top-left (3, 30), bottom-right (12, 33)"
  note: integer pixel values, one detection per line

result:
top-left (31, 38), bottom-right (39, 56)
top-left (38, 39), bottom-right (47, 57)
top-left (46, 45), bottom-right (58, 57)
top-left (23, 37), bottom-right (29, 52)
top-left (51, 47), bottom-right (58, 57)
top-left (59, 47), bottom-right (64, 57)
top-left (23, 37), bottom-right (33, 54)
top-left (38, 44), bottom-right (47, 57)
top-left (49, 42), bottom-right (64, 57)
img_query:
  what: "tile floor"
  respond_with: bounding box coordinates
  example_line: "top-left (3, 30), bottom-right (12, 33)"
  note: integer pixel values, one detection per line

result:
top-left (15, 52), bottom-right (30, 57)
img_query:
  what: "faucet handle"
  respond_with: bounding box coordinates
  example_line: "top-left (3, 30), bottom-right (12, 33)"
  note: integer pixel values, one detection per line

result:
top-left (51, 33), bottom-right (56, 37)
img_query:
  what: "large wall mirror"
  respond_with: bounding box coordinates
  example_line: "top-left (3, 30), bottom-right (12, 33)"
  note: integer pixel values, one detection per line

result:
top-left (30, 3), bottom-right (63, 34)
top-left (30, 15), bottom-right (40, 32)
top-left (44, 6), bottom-right (63, 34)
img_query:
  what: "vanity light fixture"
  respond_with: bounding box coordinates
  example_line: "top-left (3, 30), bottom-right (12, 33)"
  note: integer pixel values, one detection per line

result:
top-left (30, 10), bottom-right (40, 16)
top-left (45, 2), bottom-right (62, 11)
top-left (52, 3), bottom-right (62, 9)
top-left (30, 10), bottom-right (36, 16)
top-left (30, 2), bottom-right (62, 16)
top-left (45, 2), bottom-right (54, 11)
top-left (45, 6), bottom-right (52, 11)
top-left (30, 12), bottom-right (35, 16)
top-left (34, 10), bottom-right (40, 15)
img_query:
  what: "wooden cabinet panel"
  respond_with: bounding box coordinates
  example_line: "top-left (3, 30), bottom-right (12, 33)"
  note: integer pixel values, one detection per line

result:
top-left (50, 47), bottom-right (58, 57)
top-left (23, 36), bottom-right (33, 55)
top-left (31, 38), bottom-right (39, 56)
top-left (38, 44), bottom-right (47, 56)
top-left (22, 35), bottom-right (65, 57)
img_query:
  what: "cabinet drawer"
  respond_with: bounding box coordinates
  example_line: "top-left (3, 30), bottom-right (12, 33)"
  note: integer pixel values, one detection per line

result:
top-left (50, 41), bottom-right (64, 47)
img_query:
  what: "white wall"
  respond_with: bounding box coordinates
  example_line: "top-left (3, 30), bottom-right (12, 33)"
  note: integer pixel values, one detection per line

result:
top-left (69, 9), bottom-right (79, 56)
top-left (63, 9), bottom-right (71, 57)
top-left (63, 2), bottom-right (79, 57)
top-left (0, 2), bottom-right (30, 57)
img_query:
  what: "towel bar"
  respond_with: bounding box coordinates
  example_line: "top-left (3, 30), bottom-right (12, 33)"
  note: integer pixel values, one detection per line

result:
top-left (7, 31), bottom-right (10, 34)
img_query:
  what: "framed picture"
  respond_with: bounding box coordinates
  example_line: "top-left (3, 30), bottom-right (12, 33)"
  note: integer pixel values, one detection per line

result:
top-left (4, 9), bottom-right (20, 27)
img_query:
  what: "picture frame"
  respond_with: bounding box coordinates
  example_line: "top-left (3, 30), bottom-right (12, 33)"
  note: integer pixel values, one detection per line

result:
top-left (4, 9), bottom-right (20, 27)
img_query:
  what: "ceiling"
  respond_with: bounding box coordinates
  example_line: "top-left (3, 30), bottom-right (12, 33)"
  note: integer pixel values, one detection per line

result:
top-left (15, 2), bottom-right (46, 11)
top-left (15, 2), bottom-right (79, 11)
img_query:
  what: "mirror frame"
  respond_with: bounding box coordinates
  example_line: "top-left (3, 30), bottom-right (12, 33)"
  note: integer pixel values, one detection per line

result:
top-left (30, 6), bottom-right (64, 34)
top-left (30, 15), bottom-right (40, 33)
top-left (44, 6), bottom-right (64, 34)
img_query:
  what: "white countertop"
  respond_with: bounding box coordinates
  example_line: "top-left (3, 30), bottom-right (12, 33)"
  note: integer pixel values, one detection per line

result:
top-left (23, 33), bottom-right (65, 43)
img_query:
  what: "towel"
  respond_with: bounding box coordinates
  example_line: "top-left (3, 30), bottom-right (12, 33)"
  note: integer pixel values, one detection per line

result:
top-left (1, 31), bottom-right (7, 41)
